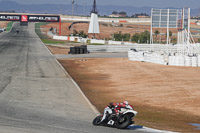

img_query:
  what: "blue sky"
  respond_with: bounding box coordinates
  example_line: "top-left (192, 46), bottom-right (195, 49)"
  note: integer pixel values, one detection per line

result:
top-left (3, 0), bottom-right (200, 9)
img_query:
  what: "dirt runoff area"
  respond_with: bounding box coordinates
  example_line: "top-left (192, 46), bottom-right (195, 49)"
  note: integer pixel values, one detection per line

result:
top-left (41, 22), bottom-right (150, 40)
top-left (47, 45), bottom-right (70, 54)
top-left (0, 21), bottom-right (9, 28)
top-left (47, 46), bottom-right (200, 132)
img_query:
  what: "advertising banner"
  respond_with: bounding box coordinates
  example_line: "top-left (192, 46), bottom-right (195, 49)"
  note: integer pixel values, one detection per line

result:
top-left (0, 14), bottom-right (60, 22)
top-left (27, 15), bottom-right (60, 22)
top-left (0, 14), bottom-right (20, 21)
top-left (21, 15), bottom-right (28, 22)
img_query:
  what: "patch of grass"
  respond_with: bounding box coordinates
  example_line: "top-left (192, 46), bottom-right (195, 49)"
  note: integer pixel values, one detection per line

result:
top-left (6, 22), bottom-right (14, 31)
top-left (41, 39), bottom-right (65, 44)
top-left (35, 22), bottom-right (63, 44)
top-left (35, 22), bottom-right (50, 39)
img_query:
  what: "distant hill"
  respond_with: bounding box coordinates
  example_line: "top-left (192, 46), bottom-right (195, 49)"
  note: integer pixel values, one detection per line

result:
top-left (0, 0), bottom-right (199, 17)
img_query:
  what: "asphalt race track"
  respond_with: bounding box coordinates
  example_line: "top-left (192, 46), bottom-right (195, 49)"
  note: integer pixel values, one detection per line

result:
top-left (0, 22), bottom-right (164, 133)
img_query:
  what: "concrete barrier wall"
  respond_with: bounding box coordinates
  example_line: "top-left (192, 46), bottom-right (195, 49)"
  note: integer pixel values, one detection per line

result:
top-left (53, 35), bottom-right (68, 40)
top-left (90, 39), bottom-right (105, 44)
top-left (51, 35), bottom-right (91, 44)
top-left (124, 42), bottom-right (134, 45)
top-left (52, 35), bottom-right (84, 42)
top-left (108, 40), bottom-right (123, 45)
top-left (87, 44), bottom-right (179, 53)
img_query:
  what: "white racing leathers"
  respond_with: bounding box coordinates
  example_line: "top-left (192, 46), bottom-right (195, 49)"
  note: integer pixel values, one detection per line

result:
top-left (101, 104), bottom-right (133, 122)
top-left (101, 106), bottom-right (113, 122)
top-left (93, 104), bottom-right (138, 129)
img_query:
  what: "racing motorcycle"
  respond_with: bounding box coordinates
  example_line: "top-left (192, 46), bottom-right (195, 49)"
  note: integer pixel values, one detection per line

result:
top-left (93, 106), bottom-right (137, 129)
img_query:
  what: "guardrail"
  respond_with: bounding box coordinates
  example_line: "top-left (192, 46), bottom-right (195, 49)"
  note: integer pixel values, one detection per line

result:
top-left (87, 44), bottom-right (178, 53)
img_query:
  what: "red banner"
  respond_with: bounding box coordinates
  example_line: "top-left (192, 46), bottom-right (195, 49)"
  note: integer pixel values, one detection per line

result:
top-left (21, 15), bottom-right (28, 22)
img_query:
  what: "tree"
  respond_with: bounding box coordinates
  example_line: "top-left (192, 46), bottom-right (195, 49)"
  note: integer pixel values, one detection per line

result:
top-left (131, 31), bottom-right (150, 44)
top-left (169, 31), bottom-right (172, 37)
top-left (131, 13), bottom-right (149, 18)
top-left (131, 33), bottom-right (140, 42)
top-left (119, 11), bottom-right (127, 15)
top-left (114, 32), bottom-right (122, 41)
top-left (165, 31), bottom-right (172, 37)
top-left (79, 31), bottom-right (88, 38)
top-left (171, 38), bottom-right (177, 44)
top-left (165, 31), bottom-right (173, 43)
top-left (113, 32), bottom-right (130, 41)
top-left (73, 30), bottom-right (78, 36)
top-left (139, 31), bottom-right (150, 43)
top-left (122, 33), bottom-right (131, 41)
top-left (112, 11), bottom-right (118, 14)
top-left (154, 30), bottom-right (160, 42)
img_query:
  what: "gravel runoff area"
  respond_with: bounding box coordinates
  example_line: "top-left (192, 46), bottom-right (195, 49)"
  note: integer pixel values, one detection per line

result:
top-left (47, 45), bottom-right (200, 133)
top-left (0, 21), bottom-right (9, 28)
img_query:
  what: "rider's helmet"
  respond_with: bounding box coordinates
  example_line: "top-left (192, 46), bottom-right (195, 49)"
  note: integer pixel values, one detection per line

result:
top-left (108, 102), bottom-right (114, 108)
top-left (123, 101), bottom-right (129, 106)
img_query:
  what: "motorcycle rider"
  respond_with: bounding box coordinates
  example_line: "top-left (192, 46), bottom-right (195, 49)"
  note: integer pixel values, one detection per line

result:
top-left (100, 101), bottom-right (132, 123)
top-left (100, 102), bottom-right (118, 123)
top-left (118, 101), bottom-right (133, 111)
top-left (16, 29), bottom-right (19, 34)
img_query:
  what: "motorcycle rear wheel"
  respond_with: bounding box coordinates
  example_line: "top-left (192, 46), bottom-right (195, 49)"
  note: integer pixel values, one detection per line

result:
top-left (116, 115), bottom-right (132, 129)
top-left (93, 115), bottom-right (103, 126)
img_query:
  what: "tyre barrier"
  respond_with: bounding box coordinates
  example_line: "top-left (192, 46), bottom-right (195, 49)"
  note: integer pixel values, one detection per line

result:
top-left (198, 55), bottom-right (200, 66)
top-left (129, 49), bottom-right (200, 67)
top-left (128, 50), bottom-right (166, 65)
top-left (185, 56), bottom-right (191, 67)
top-left (191, 57), bottom-right (198, 67)
top-left (163, 56), bottom-right (200, 67)
top-left (69, 45), bottom-right (89, 54)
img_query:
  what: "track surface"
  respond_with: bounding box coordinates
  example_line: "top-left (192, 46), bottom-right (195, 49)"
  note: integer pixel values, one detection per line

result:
top-left (54, 52), bottom-right (128, 59)
top-left (0, 23), bottom-right (162, 133)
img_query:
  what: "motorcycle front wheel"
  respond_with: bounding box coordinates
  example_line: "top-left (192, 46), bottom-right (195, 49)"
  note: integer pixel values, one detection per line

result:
top-left (93, 115), bottom-right (103, 126)
top-left (116, 115), bottom-right (132, 129)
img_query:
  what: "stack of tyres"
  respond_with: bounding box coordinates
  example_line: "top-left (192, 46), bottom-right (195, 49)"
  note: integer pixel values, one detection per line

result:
top-left (80, 46), bottom-right (84, 54)
top-left (75, 46), bottom-right (80, 54)
top-left (81, 45), bottom-right (87, 54)
top-left (69, 47), bottom-right (76, 54)
top-left (69, 45), bottom-right (88, 54)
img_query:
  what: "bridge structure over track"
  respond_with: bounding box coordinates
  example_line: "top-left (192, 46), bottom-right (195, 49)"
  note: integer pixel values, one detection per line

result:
top-left (0, 13), bottom-right (61, 35)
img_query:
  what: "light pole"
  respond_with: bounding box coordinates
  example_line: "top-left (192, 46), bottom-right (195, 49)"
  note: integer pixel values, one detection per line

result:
top-left (71, 0), bottom-right (75, 35)
top-left (84, 0), bottom-right (86, 16)
top-left (72, 0), bottom-right (75, 17)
